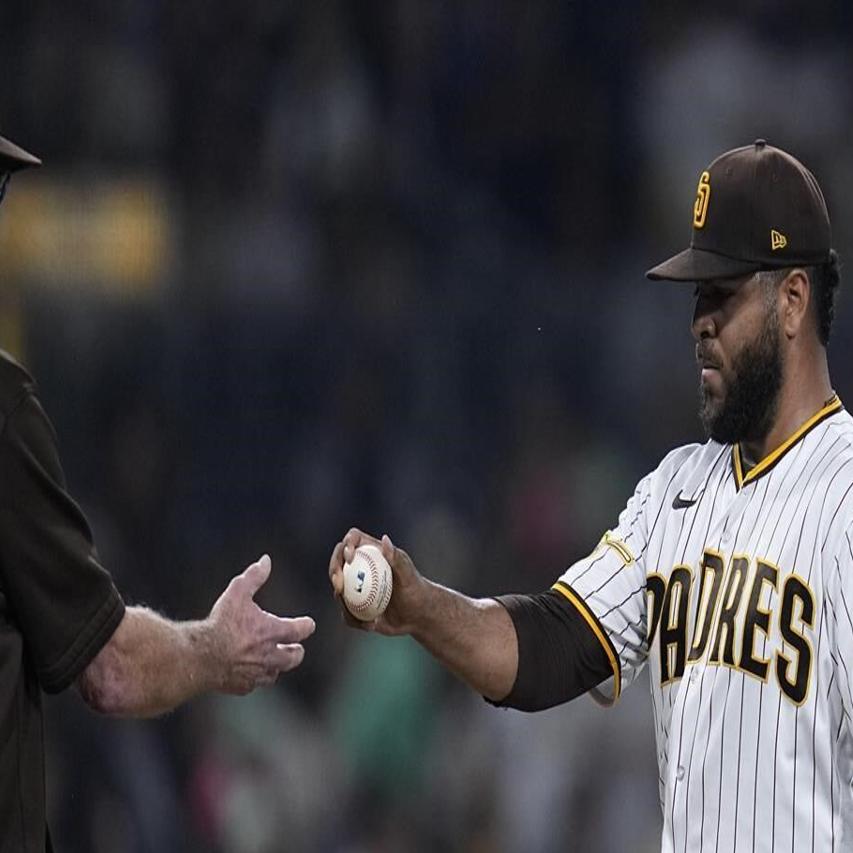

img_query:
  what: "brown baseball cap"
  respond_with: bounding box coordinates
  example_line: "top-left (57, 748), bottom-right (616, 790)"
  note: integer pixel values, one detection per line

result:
top-left (0, 133), bottom-right (41, 172)
top-left (646, 140), bottom-right (831, 282)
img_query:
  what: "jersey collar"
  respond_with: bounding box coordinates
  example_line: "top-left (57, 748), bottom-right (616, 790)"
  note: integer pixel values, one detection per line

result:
top-left (732, 394), bottom-right (843, 490)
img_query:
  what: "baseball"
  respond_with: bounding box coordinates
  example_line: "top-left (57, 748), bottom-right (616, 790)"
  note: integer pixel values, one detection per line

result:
top-left (342, 543), bottom-right (393, 622)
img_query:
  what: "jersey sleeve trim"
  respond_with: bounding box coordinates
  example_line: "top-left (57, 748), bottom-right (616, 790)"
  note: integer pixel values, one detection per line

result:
top-left (551, 579), bottom-right (621, 701)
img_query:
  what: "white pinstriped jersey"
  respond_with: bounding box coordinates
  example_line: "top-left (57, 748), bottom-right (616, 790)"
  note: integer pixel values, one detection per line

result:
top-left (554, 395), bottom-right (853, 852)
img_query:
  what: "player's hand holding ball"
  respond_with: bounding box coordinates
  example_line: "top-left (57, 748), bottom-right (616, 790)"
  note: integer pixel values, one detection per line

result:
top-left (342, 544), bottom-right (393, 621)
top-left (329, 530), bottom-right (424, 635)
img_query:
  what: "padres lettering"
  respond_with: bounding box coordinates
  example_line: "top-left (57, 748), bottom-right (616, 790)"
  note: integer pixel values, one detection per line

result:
top-left (647, 549), bottom-right (815, 705)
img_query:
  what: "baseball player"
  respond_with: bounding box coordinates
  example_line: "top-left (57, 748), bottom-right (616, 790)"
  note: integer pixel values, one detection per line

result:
top-left (0, 132), bottom-right (316, 853)
top-left (329, 140), bottom-right (852, 851)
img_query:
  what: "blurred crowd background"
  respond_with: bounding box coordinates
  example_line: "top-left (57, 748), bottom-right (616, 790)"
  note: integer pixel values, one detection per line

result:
top-left (3, 2), bottom-right (853, 851)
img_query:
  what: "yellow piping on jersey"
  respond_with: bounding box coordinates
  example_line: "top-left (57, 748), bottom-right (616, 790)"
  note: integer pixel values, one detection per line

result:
top-left (732, 443), bottom-right (744, 487)
top-left (551, 581), bottom-right (621, 702)
top-left (733, 394), bottom-right (842, 489)
top-left (598, 530), bottom-right (635, 566)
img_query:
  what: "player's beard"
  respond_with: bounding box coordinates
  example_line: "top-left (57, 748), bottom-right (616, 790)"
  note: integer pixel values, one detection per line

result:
top-left (699, 308), bottom-right (783, 446)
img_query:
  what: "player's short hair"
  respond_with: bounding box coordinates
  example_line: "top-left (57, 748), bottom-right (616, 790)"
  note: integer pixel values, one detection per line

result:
top-left (758, 251), bottom-right (841, 346)
top-left (810, 250), bottom-right (841, 346)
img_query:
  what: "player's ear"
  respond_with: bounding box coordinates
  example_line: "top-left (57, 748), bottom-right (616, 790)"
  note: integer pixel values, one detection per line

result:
top-left (779, 268), bottom-right (810, 339)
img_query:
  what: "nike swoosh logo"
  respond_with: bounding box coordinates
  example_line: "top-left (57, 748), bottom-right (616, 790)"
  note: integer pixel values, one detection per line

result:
top-left (672, 490), bottom-right (698, 510)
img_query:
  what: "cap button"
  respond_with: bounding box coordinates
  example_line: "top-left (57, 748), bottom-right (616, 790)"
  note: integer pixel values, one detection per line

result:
top-left (754, 138), bottom-right (767, 149)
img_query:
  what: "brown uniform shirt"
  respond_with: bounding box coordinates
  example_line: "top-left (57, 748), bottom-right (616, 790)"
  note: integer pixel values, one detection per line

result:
top-left (0, 352), bottom-right (124, 852)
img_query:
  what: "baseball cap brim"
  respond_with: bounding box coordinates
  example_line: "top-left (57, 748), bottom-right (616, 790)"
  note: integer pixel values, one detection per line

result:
top-left (646, 246), bottom-right (763, 282)
top-left (0, 135), bottom-right (42, 172)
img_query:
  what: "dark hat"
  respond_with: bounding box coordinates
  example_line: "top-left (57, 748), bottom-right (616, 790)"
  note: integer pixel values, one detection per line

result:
top-left (646, 140), bottom-right (831, 282)
top-left (0, 133), bottom-right (41, 173)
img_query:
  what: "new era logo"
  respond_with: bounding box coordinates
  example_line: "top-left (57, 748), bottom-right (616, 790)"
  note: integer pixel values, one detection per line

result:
top-left (771, 229), bottom-right (787, 251)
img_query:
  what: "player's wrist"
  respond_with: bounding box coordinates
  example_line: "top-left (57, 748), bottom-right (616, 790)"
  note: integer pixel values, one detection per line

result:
top-left (183, 618), bottom-right (224, 694)
top-left (406, 577), bottom-right (451, 638)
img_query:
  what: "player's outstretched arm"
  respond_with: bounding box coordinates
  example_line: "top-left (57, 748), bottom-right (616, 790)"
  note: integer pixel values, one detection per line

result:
top-left (329, 529), bottom-right (518, 702)
top-left (76, 555), bottom-right (316, 717)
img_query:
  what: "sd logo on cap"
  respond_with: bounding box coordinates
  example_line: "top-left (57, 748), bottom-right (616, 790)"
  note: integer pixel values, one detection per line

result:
top-left (647, 140), bottom-right (831, 282)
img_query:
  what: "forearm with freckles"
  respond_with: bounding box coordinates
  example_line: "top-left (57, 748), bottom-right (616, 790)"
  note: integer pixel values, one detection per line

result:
top-left (76, 606), bottom-right (220, 718)
top-left (409, 580), bottom-right (518, 701)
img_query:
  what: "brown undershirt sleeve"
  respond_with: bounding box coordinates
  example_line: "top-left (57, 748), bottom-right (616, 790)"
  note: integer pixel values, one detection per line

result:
top-left (489, 589), bottom-right (613, 712)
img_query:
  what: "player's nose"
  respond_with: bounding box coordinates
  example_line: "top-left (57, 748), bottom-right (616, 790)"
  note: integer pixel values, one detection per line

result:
top-left (691, 299), bottom-right (715, 341)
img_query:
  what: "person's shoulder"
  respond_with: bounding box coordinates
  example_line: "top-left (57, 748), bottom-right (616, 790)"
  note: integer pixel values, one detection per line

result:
top-left (654, 440), bottom-right (718, 480)
top-left (811, 409), bottom-right (853, 553)
top-left (657, 440), bottom-right (707, 468)
top-left (0, 350), bottom-right (36, 419)
top-left (816, 407), bottom-right (853, 474)
top-left (826, 406), bottom-right (853, 441)
top-left (633, 439), bottom-right (723, 501)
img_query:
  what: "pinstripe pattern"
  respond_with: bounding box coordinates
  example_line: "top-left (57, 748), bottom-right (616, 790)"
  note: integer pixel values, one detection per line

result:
top-left (556, 403), bottom-right (853, 852)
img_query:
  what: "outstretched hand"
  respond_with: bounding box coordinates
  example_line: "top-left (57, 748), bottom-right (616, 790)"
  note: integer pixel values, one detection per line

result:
top-left (328, 529), bottom-right (425, 636)
top-left (208, 554), bottom-right (315, 695)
